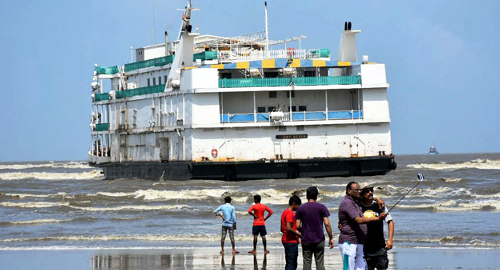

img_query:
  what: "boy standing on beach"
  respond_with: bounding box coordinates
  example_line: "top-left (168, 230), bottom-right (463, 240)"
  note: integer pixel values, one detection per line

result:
top-left (295, 186), bottom-right (334, 270)
top-left (281, 195), bottom-right (302, 270)
top-left (247, 195), bottom-right (273, 254)
top-left (214, 196), bottom-right (239, 254)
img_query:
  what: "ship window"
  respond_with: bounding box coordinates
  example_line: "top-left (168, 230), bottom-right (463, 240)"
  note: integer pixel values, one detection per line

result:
top-left (257, 107), bottom-right (266, 113)
top-left (153, 78), bottom-right (156, 86)
top-left (299, 106), bottom-right (307, 111)
top-left (279, 126), bottom-right (287, 131)
top-left (164, 75), bottom-right (167, 83)
top-left (264, 72), bottom-right (279, 78)
top-left (221, 73), bottom-right (232, 79)
top-left (287, 91), bottom-right (295, 98)
top-left (158, 76), bottom-right (161, 85)
top-left (288, 106), bottom-right (296, 112)
top-left (268, 106), bottom-right (276, 112)
top-left (296, 126), bottom-right (305, 131)
top-left (269, 91), bottom-right (277, 98)
top-left (147, 78), bottom-right (151, 87)
top-left (304, 70), bottom-right (316, 77)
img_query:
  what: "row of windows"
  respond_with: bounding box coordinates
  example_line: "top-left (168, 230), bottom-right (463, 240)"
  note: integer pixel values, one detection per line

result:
top-left (147, 76), bottom-right (168, 87)
top-left (257, 105), bottom-right (307, 113)
top-left (278, 126), bottom-right (305, 132)
top-left (269, 91), bottom-right (295, 98)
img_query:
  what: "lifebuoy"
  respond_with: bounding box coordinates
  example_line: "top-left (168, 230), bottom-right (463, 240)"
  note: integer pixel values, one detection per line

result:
top-left (211, 148), bottom-right (218, 157)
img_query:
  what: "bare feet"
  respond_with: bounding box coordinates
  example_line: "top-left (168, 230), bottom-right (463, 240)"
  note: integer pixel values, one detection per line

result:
top-left (264, 250), bottom-right (270, 254)
top-left (248, 250), bottom-right (257, 254)
top-left (232, 250), bottom-right (240, 254)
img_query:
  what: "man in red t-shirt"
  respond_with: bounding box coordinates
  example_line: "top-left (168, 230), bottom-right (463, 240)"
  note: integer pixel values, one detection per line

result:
top-left (281, 195), bottom-right (302, 270)
top-left (248, 194), bottom-right (273, 254)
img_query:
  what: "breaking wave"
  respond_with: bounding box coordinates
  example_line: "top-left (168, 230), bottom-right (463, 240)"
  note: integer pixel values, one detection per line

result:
top-left (0, 219), bottom-right (71, 226)
top-left (0, 170), bottom-right (103, 180)
top-left (407, 159), bottom-right (500, 170)
top-left (440, 178), bottom-right (463, 183)
top-left (69, 204), bottom-right (189, 212)
top-left (399, 237), bottom-right (500, 248)
top-left (395, 199), bottom-right (500, 212)
top-left (0, 202), bottom-right (70, 208)
top-left (133, 189), bottom-right (229, 201)
top-left (0, 232), bottom-right (283, 243)
top-left (0, 162), bottom-right (92, 170)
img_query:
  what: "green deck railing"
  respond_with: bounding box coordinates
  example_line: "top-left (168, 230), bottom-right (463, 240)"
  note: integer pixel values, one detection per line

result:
top-left (94, 93), bottom-right (110, 101)
top-left (219, 76), bottom-right (360, 88)
top-left (96, 66), bottom-right (120, 75)
top-left (95, 123), bottom-right (109, 131)
top-left (115, 84), bottom-right (165, 99)
top-left (219, 77), bottom-right (292, 88)
top-left (124, 55), bottom-right (175, 72)
top-left (310, 49), bottom-right (330, 58)
top-left (124, 51), bottom-right (220, 72)
top-left (294, 76), bottom-right (361, 86)
top-left (193, 51), bottom-right (218, 61)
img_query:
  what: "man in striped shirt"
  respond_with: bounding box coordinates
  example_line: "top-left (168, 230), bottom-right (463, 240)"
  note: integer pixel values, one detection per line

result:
top-left (338, 182), bottom-right (386, 270)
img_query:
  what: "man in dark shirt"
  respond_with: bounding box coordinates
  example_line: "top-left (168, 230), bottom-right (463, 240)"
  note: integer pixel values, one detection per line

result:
top-left (338, 182), bottom-right (386, 270)
top-left (295, 186), bottom-right (334, 270)
top-left (360, 185), bottom-right (394, 270)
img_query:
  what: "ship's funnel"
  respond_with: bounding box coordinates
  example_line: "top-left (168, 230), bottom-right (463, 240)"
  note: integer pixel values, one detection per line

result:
top-left (165, 31), bottom-right (169, 56)
top-left (336, 21), bottom-right (361, 62)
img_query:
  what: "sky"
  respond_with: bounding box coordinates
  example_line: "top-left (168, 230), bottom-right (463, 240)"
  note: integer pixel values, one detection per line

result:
top-left (0, 0), bottom-right (499, 162)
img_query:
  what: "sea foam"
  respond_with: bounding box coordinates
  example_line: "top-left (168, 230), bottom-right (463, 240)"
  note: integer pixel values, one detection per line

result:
top-left (69, 204), bottom-right (189, 212)
top-left (0, 201), bottom-right (70, 208)
top-left (407, 159), bottom-right (500, 170)
top-left (0, 170), bottom-right (103, 181)
top-left (1, 219), bottom-right (70, 226)
top-left (0, 162), bottom-right (92, 170)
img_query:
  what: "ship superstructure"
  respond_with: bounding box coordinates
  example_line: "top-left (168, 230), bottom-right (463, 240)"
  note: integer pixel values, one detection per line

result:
top-left (89, 2), bottom-right (396, 180)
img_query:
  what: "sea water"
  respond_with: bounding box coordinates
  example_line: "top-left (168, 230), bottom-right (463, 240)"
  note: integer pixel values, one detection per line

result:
top-left (1, 154), bottom-right (499, 250)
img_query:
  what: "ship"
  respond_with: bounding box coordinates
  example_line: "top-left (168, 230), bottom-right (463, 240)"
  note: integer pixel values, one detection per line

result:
top-left (429, 145), bottom-right (439, 155)
top-left (89, 1), bottom-right (396, 180)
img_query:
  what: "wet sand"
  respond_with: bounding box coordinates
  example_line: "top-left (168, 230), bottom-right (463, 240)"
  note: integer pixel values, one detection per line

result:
top-left (0, 247), bottom-right (498, 269)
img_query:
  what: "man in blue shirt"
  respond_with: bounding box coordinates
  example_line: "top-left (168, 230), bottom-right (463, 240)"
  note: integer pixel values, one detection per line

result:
top-left (214, 196), bottom-right (239, 254)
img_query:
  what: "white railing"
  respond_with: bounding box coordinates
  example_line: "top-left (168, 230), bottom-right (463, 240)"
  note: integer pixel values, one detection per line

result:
top-left (220, 110), bottom-right (363, 123)
top-left (218, 49), bottom-right (328, 62)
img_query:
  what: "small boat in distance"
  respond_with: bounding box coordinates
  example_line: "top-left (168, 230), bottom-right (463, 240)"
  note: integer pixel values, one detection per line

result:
top-left (429, 145), bottom-right (439, 155)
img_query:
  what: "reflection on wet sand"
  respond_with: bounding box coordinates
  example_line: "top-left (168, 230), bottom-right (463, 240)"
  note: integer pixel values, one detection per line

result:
top-left (253, 253), bottom-right (267, 270)
top-left (91, 250), bottom-right (277, 270)
top-left (90, 248), bottom-right (394, 270)
top-left (221, 254), bottom-right (235, 269)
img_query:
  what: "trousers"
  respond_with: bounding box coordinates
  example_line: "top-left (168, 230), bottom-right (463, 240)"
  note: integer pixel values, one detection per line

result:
top-left (301, 241), bottom-right (325, 270)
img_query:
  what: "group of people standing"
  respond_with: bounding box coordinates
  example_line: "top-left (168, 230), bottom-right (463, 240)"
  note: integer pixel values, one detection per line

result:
top-left (214, 181), bottom-right (394, 270)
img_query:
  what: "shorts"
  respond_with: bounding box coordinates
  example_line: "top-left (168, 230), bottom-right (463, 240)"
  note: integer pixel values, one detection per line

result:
top-left (252, 225), bottom-right (267, 236)
top-left (365, 249), bottom-right (389, 270)
top-left (221, 226), bottom-right (234, 242)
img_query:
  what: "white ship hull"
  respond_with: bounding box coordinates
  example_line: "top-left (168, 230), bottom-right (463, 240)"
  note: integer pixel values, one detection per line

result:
top-left (88, 2), bottom-right (396, 180)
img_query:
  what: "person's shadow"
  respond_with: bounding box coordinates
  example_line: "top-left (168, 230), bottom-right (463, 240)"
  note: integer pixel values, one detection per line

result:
top-left (252, 253), bottom-right (267, 270)
top-left (221, 254), bottom-right (236, 270)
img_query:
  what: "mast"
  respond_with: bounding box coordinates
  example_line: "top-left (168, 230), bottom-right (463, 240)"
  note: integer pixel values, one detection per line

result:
top-left (265, 2), bottom-right (269, 58)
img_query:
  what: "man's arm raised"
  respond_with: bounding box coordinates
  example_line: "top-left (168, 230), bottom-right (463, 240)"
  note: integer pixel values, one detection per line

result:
top-left (353, 212), bottom-right (387, 224)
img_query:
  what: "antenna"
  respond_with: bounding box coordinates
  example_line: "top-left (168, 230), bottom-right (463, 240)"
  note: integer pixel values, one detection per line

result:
top-left (152, 2), bottom-right (157, 44)
top-left (265, 1), bottom-right (269, 58)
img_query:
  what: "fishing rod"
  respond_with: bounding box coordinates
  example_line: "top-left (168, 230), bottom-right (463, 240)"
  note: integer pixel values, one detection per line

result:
top-left (387, 174), bottom-right (425, 213)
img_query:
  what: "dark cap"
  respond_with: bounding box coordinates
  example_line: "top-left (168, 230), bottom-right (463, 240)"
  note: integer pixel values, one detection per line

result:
top-left (361, 185), bottom-right (374, 192)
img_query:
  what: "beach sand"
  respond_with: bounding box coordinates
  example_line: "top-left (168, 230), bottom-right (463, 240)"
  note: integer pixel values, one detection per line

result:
top-left (0, 247), bottom-right (498, 269)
